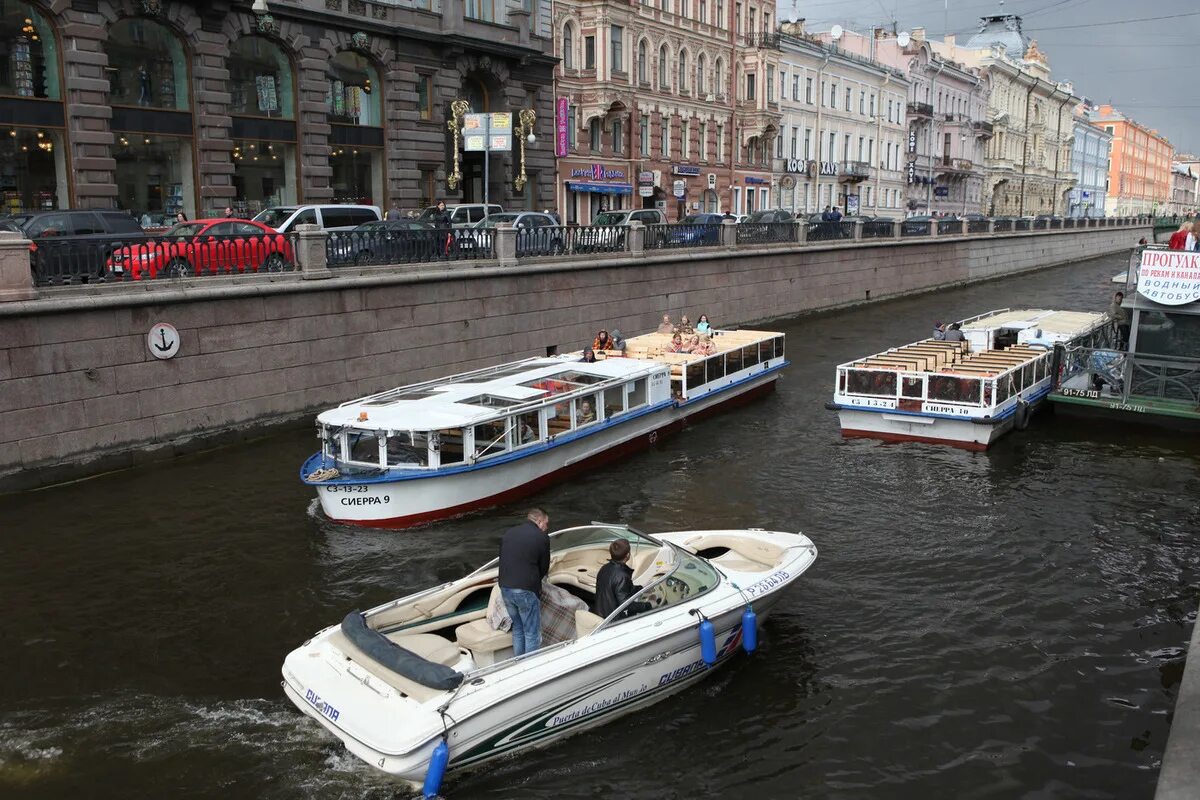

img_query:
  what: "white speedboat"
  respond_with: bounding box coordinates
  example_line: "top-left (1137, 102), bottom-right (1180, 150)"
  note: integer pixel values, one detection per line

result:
top-left (830, 308), bottom-right (1109, 449)
top-left (301, 329), bottom-right (787, 527)
top-left (282, 523), bottom-right (817, 788)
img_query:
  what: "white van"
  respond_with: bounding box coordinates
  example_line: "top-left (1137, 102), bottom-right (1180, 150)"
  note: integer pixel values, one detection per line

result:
top-left (417, 204), bottom-right (503, 228)
top-left (253, 204), bottom-right (382, 233)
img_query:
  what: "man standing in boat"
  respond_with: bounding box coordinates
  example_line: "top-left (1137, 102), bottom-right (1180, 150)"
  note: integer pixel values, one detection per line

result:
top-left (498, 509), bottom-right (551, 656)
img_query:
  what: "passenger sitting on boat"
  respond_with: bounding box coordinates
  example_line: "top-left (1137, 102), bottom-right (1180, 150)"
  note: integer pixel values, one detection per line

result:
top-left (674, 315), bottom-right (694, 336)
top-left (592, 330), bottom-right (614, 351)
top-left (932, 320), bottom-right (946, 341)
top-left (593, 539), bottom-right (653, 619)
top-left (943, 322), bottom-right (965, 342)
top-left (657, 314), bottom-right (674, 335)
top-left (666, 333), bottom-right (686, 353)
top-left (683, 334), bottom-right (701, 353)
top-left (576, 401), bottom-right (596, 425)
top-left (609, 329), bottom-right (627, 353)
top-left (580, 347), bottom-right (597, 363)
top-left (695, 314), bottom-right (712, 335)
top-left (695, 334), bottom-right (717, 356)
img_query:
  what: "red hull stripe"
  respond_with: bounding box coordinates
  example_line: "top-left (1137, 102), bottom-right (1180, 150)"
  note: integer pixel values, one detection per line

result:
top-left (840, 428), bottom-right (989, 452)
top-left (330, 379), bottom-right (777, 528)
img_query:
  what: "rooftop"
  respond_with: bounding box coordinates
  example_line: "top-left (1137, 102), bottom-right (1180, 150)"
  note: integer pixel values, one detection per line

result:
top-left (963, 14), bottom-right (1028, 58)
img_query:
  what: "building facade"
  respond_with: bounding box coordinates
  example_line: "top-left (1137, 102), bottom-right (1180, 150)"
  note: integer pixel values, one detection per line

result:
top-left (1067, 110), bottom-right (1111, 218)
top-left (1087, 104), bottom-right (1173, 217)
top-left (1167, 163), bottom-right (1198, 216)
top-left (934, 16), bottom-right (1080, 217)
top-left (0, 0), bottom-right (557, 221)
top-left (772, 23), bottom-right (908, 217)
top-left (552, 0), bottom-right (782, 222)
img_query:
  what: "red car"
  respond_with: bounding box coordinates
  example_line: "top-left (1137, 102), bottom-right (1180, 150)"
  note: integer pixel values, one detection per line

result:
top-left (107, 218), bottom-right (295, 279)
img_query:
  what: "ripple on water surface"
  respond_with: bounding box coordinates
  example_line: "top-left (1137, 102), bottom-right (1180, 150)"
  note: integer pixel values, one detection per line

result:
top-left (1, 251), bottom-right (1198, 800)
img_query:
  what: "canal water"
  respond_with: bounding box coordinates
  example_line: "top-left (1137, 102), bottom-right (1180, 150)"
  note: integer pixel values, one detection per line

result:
top-left (3, 251), bottom-right (1198, 800)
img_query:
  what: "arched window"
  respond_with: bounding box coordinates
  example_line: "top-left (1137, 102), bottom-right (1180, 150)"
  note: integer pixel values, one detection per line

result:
top-left (2, 1), bottom-right (61, 99)
top-left (327, 51), bottom-right (381, 126)
top-left (658, 45), bottom-right (669, 90)
top-left (637, 40), bottom-right (647, 83)
top-left (562, 23), bottom-right (575, 70)
top-left (228, 36), bottom-right (294, 119)
top-left (714, 56), bottom-right (724, 98)
top-left (696, 53), bottom-right (706, 95)
top-left (106, 18), bottom-right (189, 110)
top-left (679, 50), bottom-right (688, 92)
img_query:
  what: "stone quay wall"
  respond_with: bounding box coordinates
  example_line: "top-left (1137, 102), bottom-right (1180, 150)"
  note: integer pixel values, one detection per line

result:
top-left (0, 223), bottom-right (1149, 490)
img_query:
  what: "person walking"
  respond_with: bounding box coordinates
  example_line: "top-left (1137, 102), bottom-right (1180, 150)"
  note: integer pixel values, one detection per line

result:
top-left (386, 202), bottom-right (402, 221)
top-left (498, 508), bottom-right (551, 657)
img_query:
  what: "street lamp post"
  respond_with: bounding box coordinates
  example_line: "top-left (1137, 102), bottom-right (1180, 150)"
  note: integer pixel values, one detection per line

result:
top-left (514, 108), bottom-right (537, 195)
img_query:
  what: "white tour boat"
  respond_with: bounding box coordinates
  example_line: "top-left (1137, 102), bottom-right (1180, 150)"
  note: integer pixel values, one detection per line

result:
top-left (301, 329), bottom-right (787, 527)
top-left (829, 308), bottom-right (1109, 449)
top-left (282, 522), bottom-right (818, 789)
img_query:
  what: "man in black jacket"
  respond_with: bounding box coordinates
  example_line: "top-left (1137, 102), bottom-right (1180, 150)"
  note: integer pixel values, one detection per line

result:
top-left (498, 508), bottom-right (551, 655)
top-left (593, 539), bottom-right (653, 619)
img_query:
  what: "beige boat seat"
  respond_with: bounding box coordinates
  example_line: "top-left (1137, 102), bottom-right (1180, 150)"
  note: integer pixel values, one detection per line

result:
top-left (454, 618), bottom-right (513, 667)
top-left (681, 534), bottom-right (782, 573)
top-left (576, 609), bottom-right (604, 636)
top-left (384, 632), bottom-right (466, 668)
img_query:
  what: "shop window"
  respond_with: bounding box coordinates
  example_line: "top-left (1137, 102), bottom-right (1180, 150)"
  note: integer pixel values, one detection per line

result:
top-left (419, 167), bottom-right (436, 208)
top-left (228, 36), bottom-right (294, 119)
top-left (115, 134), bottom-right (195, 226)
top-left (1, 2), bottom-right (61, 99)
top-left (231, 139), bottom-right (296, 215)
top-left (327, 51), bottom-right (381, 127)
top-left (330, 146), bottom-right (383, 206)
top-left (106, 19), bottom-right (189, 111)
top-left (0, 128), bottom-right (68, 214)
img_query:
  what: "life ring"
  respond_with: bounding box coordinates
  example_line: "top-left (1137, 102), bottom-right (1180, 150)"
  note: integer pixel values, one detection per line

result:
top-left (1013, 398), bottom-right (1031, 431)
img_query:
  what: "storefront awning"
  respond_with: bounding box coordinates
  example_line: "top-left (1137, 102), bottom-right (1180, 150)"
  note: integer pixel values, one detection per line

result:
top-left (566, 181), bottom-right (633, 195)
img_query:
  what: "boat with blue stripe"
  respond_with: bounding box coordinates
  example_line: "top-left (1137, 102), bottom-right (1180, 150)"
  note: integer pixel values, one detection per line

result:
top-left (829, 308), bottom-right (1109, 450)
top-left (302, 328), bottom-right (788, 527)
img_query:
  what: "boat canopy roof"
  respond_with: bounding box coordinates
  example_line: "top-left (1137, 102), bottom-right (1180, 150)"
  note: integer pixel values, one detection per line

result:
top-left (316, 357), bottom-right (662, 430)
top-left (961, 308), bottom-right (1107, 335)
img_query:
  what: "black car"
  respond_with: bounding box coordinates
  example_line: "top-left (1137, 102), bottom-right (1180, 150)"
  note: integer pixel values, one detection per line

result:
top-left (328, 220), bottom-right (436, 266)
top-left (17, 209), bottom-right (147, 285)
top-left (743, 209), bottom-right (795, 224)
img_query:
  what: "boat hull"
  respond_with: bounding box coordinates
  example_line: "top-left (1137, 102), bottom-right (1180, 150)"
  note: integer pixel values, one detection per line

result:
top-left (838, 408), bottom-right (1006, 450)
top-left (315, 370), bottom-right (779, 528)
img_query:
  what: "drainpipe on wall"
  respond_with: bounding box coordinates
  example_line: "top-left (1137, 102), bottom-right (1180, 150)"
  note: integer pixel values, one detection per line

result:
top-left (1018, 75), bottom-right (1036, 217)
top-left (1052, 89), bottom-right (1072, 215)
top-left (814, 50), bottom-right (832, 210)
top-left (927, 60), bottom-right (946, 212)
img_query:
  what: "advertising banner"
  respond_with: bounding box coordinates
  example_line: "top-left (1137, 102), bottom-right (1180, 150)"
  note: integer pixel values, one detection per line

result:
top-left (556, 97), bottom-right (569, 157)
top-left (1138, 250), bottom-right (1200, 306)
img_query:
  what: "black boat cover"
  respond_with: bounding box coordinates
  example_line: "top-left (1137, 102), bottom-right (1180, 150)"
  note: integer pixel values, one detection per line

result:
top-left (340, 611), bottom-right (464, 691)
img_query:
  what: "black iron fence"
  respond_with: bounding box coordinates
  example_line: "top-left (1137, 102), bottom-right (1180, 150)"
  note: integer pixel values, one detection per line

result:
top-left (31, 232), bottom-right (295, 286)
top-left (861, 220), bottom-right (895, 239)
top-left (937, 219), bottom-right (962, 235)
top-left (646, 223), bottom-right (723, 250)
top-left (1015, 218), bottom-right (1031, 231)
top-left (807, 221), bottom-right (854, 241)
top-left (736, 222), bottom-right (798, 245)
top-left (901, 220), bottom-right (932, 237)
top-left (992, 219), bottom-right (1013, 232)
top-left (327, 228), bottom-right (493, 266)
top-left (967, 219), bottom-right (990, 234)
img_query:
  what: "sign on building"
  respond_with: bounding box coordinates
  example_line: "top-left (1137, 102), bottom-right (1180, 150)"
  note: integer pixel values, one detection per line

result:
top-left (463, 113), bottom-right (512, 152)
top-left (555, 98), bottom-right (569, 158)
top-left (1137, 250), bottom-right (1200, 306)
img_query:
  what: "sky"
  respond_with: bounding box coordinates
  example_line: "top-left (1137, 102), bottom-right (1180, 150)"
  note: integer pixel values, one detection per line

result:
top-left (788, 0), bottom-right (1200, 156)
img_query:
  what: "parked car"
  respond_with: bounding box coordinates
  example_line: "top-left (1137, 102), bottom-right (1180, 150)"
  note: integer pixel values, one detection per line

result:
top-left (417, 204), bottom-right (503, 228)
top-left (18, 209), bottom-right (147, 284)
top-left (0, 219), bottom-right (21, 234)
top-left (461, 212), bottom-right (561, 256)
top-left (902, 214), bottom-right (937, 235)
top-left (743, 208), bottom-right (795, 224)
top-left (668, 213), bottom-right (725, 246)
top-left (106, 218), bottom-right (294, 279)
top-left (328, 219), bottom-right (435, 266)
top-left (253, 204), bottom-right (381, 234)
top-left (577, 208), bottom-right (666, 251)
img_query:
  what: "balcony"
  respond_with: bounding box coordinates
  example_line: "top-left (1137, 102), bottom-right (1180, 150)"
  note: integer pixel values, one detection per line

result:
top-left (840, 161), bottom-right (871, 182)
top-left (973, 120), bottom-right (994, 137)
top-left (907, 101), bottom-right (933, 119)
top-left (747, 32), bottom-right (782, 50)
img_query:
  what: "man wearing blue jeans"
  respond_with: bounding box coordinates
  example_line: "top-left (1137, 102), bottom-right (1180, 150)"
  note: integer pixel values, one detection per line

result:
top-left (498, 508), bottom-right (551, 657)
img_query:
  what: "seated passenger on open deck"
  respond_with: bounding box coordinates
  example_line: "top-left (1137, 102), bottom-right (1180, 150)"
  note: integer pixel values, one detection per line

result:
top-left (576, 400), bottom-right (596, 425)
top-left (657, 314), bottom-right (674, 335)
top-left (943, 322), bottom-right (965, 342)
top-left (593, 539), bottom-right (653, 619)
top-left (592, 330), bottom-right (614, 351)
top-left (683, 334), bottom-right (701, 353)
top-left (932, 321), bottom-right (946, 341)
top-left (580, 347), bottom-right (597, 363)
top-left (609, 329), bottom-right (627, 353)
top-left (666, 333), bottom-right (687, 353)
top-left (674, 315), bottom-right (694, 336)
top-left (695, 314), bottom-right (712, 335)
top-left (694, 334), bottom-right (717, 356)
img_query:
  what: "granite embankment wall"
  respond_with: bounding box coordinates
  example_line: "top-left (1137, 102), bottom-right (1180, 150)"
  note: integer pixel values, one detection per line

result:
top-left (0, 225), bottom-right (1148, 489)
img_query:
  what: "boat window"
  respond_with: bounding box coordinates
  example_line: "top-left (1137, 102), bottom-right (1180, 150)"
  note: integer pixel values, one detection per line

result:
top-left (384, 432), bottom-right (429, 467)
top-left (436, 428), bottom-right (466, 465)
top-left (742, 344), bottom-right (760, 367)
top-left (707, 354), bottom-right (726, 382)
top-left (514, 411), bottom-right (541, 447)
top-left (1021, 362), bottom-right (1035, 389)
top-left (928, 376), bottom-right (981, 404)
top-left (846, 369), bottom-right (897, 397)
top-left (550, 524), bottom-right (647, 553)
top-left (548, 401), bottom-right (573, 434)
top-left (774, 336), bottom-right (785, 359)
top-left (576, 393), bottom-right (599, 427)
top-left (455, 363), bottom-right (548, 383)
top-left (459, 394), bottom-right (534, 409)
top-left (726, 347), bottom-right (744, 373)
top-left (473, 420), bottom-right (509, 459)
top-left (602, 387), bottom-right (624, 418)
top-left (982, 381), bottom-right (993, 406)
top-left (686, 360), bottom-right (705, 389)
top-left (995, 376), bottom-right (1010, 405)
top-left (627, 378), bottom-right (647, 409)
top-left (346, 431), bottom-right (382, 465)
top-left (554, 371), bottom-right (606, 385)
top-left (614, 549), bottom-right (719, 622)
top-left (759, 340), bottom-right (772, 362)
top-left (901, 376), bottom-right (924, 398)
